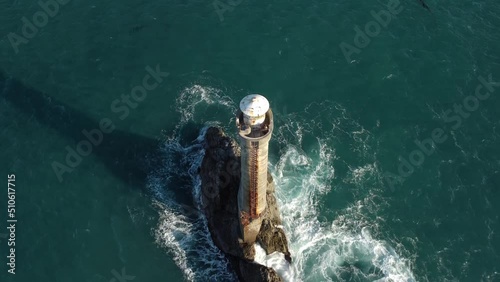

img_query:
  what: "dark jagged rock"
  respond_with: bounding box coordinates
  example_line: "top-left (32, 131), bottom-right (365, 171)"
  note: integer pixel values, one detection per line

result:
top-left (199, 127), bottom-right (290, 281)
top-left (231, 257), bottom-right (283, 282)
top-left (256, 220), bottom-right (291, 263)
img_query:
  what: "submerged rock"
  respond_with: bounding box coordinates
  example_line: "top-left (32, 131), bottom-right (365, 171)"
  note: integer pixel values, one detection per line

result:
top-left (199, 127), bottom-right (290, 281)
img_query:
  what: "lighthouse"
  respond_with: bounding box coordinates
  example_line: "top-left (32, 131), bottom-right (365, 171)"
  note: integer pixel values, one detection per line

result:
top-left (236, 94), bottom-right (274, 244)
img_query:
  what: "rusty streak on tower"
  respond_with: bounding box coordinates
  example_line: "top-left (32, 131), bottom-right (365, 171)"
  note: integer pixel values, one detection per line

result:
top-left (236, 94), bottom-right (273, 244)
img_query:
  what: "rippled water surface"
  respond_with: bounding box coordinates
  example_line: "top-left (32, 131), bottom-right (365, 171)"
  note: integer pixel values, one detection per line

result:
top-left (1, 0), bottom-right (499, 281)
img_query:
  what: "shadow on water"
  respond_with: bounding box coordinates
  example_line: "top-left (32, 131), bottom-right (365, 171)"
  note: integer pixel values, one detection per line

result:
top-left (0, 70), bottom-right (164, 187)
top-left (0, 70), bottom-right (231, 281)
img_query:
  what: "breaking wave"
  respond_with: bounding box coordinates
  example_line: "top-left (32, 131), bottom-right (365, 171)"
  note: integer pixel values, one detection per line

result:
top-left (257, 101), bottom-right (416, 281)
top-left (147, 84), bottom-right (236, 281)
top-left (148, 84), bottom-right (416, 281)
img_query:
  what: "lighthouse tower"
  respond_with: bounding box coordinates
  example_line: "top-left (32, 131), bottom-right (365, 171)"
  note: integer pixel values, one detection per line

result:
top-left (236, 94), bottom-right (274, 244)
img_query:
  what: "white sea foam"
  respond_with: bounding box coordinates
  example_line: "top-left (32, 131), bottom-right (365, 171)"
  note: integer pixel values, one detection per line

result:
top-left (257, 102), bottom-right (416, 281)
top-left (346, 163), bottom-right (378, 187)
top-left (254, 141), bottom-right (416, 281)
top-left (149, 86), bottom-right (416, 281)
top-left (255, 243), bottom-right (296, 281)
top-left (174, 84), bottom-right (235, 135)
top-left (149, 134), bottom-right (236, 281)
top-left (148, 85), bottom-right (236, 281)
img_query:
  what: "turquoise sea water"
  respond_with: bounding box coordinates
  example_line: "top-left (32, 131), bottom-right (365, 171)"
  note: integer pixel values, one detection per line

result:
top-left (1, 0), bottom-right (500, 281)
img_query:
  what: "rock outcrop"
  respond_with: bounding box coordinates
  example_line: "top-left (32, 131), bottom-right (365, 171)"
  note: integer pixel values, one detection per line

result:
top-left (199, 127), bottom-right (291, 281)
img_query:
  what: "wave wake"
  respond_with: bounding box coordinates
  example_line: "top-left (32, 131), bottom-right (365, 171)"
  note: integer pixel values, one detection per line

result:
top-left (148, 85), bottom-right (236, 281)
top-left (256, 103), bottom-right (416, 281)
top-left (149, 85), bottom-right (416, 281)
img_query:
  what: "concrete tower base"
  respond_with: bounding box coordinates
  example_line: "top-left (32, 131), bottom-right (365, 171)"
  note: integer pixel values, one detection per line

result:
top-left (237, 94), bottom-right (274, 245)
top-left (241, 217), bottom-right (263, 244)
